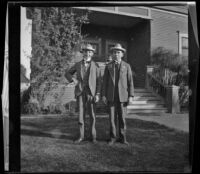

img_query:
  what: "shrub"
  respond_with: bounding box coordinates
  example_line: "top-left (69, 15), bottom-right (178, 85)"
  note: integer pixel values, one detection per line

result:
top-left (151, 47), bottom-right (189, 109)
top-left (23, 102), bottom-right (40, 115)
top-left (151, 47), bottom-right (188, 77)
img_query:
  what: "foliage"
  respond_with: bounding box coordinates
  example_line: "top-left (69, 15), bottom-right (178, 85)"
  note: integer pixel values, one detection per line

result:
top-left (22, 102), bottom-right (40, 115)
top-left (21, 64), bottom-right (27, 76)
top-left (179, 85), bottom-right (189, 109)
top-left (21, 87), bottom-right (41, 114)
top-left (151, 47), bottom-right (188, 80)
top-left (23, 7), bottom-right (90, 114)
top-left (151, 47), bottom-right (189, 108)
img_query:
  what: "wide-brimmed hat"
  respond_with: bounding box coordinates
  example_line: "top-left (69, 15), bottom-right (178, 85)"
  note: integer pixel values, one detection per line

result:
top-left (81, 44), bottom-right (95, 53)
top-left (110, 43), bottom-right (126, 53)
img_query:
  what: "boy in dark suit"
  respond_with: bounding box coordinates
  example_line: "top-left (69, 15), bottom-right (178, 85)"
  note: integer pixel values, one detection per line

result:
top-left (65, 44), bottom-right (101, 144)
top-left (102, 43), bottom-right (134, 145)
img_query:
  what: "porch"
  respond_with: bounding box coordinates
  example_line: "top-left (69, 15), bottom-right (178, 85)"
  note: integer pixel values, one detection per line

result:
top-left (73, 7), bottom-right (151, 88)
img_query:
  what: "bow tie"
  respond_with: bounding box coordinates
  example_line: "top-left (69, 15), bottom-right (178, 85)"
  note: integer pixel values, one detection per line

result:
top-left (115, 61), bottom-right (120, 65)
top-left (84, 60), bottom-right (91, 64)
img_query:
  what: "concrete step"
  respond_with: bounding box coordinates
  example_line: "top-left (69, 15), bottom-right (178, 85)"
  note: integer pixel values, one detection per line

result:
top-left (130, 100), bottom-right (165, 105)
top-left (133, 96), bottom-right (160, 101)
top-left (134, 92), bottom-right (157, 97)
top-left (134, 88), bottom-right (151, 92)
top-left (127, 104), bottom-right (166, 109)
top-left (134, 91), bottom-right (152, 94)
top-left (127, 108), bottom-right (168, 114)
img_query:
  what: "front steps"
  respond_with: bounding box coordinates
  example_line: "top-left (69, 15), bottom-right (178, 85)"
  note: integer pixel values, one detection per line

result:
top-left (96, 88), bottom-right (168, 114)
top-left (127, 88), bottom-right (168, 114)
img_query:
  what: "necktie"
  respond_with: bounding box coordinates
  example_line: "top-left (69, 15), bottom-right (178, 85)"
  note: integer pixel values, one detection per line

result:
top-left (84, 60), bottom-right (90, 67)
top-left (115, 61), bottom-right (120, 70)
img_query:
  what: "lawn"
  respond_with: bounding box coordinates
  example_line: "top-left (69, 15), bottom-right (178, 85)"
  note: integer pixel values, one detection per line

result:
top-left (21, 115), bottom-right (190, 172)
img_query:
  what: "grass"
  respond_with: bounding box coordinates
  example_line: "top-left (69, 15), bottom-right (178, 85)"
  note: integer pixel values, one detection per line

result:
top-left (21, 115), bottom-right (190, 172)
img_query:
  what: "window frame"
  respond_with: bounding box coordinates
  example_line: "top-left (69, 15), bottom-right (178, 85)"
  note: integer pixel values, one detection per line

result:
top-left (178, 33), bottom-right (188, 55)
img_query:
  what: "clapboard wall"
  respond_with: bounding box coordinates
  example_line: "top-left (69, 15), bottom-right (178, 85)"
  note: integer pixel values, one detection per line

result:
top-left (150, 8), bottom-right (188, 53)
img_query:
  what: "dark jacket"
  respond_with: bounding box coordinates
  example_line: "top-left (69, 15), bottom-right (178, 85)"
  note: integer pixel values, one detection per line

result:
top-left (65, 60), bottom-right (101, 97)
top-left (102, 60), bottom-right (134, 102)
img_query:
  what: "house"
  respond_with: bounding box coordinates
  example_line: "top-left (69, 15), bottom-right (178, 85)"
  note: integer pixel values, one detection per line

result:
top-left (72, 6), bottom-right (188, 87)
top-left (21, 5), bottom-right (188, 113)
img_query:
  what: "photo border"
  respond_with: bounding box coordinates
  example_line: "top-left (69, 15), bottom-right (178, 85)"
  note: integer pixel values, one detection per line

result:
top-left (2, 1), bottom-right (199, 173)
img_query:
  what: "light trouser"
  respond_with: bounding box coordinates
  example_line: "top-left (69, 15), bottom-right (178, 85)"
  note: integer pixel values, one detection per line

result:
top-left (77, 90), bottom-right (96, 140)
top-left (108, 101), bottom-right (127, 142)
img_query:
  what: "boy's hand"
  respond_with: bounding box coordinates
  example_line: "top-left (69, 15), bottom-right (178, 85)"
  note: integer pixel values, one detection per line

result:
top-left (94, 95), bottom-right (100, 103)
top-left (72, 78), bottom-right (78, 85)
top-left (102, 96), bottom-right (107, 105)
top-left (128, 96), bottom-right (133, 104)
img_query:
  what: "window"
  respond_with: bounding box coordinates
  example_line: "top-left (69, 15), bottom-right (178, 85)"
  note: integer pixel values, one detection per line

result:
top-left (179, 33), bottom-right (188, 57)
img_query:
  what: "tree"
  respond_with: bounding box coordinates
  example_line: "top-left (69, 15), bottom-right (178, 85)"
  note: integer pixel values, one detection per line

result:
top-left (25, 7), bottom-right (90, 114)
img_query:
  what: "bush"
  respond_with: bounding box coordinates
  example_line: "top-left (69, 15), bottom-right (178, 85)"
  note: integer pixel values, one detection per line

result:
top-left (23, 102), bottom-right (40, 115)
top-left (151, 47), bottom-right (188, 76)
top-left (179, 85), bottom-right (189, 109)
top-left (151, 47), bottom-right (189, 109)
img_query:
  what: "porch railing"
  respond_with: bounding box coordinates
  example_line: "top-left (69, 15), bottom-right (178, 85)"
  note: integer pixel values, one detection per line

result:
top-left (145, 65), bottom-right (180, 113)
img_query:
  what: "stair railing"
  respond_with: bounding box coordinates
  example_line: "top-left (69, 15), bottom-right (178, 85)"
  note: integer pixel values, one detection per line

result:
top-left (145, 65), bottom-right (180, 113)
top-left (145, 65), bottom-right (167, 100)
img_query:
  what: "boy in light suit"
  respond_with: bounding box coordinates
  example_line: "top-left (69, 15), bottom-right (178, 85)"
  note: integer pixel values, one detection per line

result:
top-left (65, 44), bottom-right (101, 144)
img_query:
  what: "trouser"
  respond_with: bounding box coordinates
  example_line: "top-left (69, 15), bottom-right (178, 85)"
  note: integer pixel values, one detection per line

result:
top-left (77, 89), bottom-right (96, 140)
top-left (108, 101), bottom-right (127, 142)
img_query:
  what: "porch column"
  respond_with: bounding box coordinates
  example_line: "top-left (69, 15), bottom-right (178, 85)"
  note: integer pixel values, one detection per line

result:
top-left (166, 85), bottom-right (180, 113)
top-left (145, 65), bottom-right (154, 89)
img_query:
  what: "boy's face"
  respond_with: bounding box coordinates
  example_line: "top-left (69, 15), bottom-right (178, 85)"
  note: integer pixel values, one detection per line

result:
top-left (112, 50), bottom-right (124, 61)
top-left (83, 50), bottom-right (94, 61)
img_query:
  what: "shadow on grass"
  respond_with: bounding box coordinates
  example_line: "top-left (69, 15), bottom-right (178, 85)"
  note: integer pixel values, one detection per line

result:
top-left (21, 129), bottom-right (75, 141)
top-left (21, 116), bottom-right (187, 142)
top-left (21, 116), bottom-right (189, 172)
top-left (21, 116), bottom-right (110, 142)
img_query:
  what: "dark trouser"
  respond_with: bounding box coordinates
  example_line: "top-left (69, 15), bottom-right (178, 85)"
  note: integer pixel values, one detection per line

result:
top-left (77, 88), bottom-right (96, 140)
top-left (108, 101), bottom-right (127, 142)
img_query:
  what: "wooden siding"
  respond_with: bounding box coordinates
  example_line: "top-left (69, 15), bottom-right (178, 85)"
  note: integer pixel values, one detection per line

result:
top-left (153, 6), bottom-right (188, 15)
top-left (151, 9), bottom-right (188, 53)
top-left (118, 6), bottom-right (149, 16)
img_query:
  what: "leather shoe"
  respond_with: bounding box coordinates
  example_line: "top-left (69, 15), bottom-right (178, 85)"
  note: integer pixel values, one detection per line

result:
top-left (108, 139), bottom-right (116, 146)
top-left (74, 138), bottom-right (84, 144)
top-left (116, 138), bottom-right (122, 142)
top-left (92, 139), bottom-right (98, 144)
top-left (121, 140), bottom-right (129, 146)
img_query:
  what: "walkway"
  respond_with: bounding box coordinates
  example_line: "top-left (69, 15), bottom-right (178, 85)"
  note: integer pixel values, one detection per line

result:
top-left (126, 113), bottom-right (189, 132)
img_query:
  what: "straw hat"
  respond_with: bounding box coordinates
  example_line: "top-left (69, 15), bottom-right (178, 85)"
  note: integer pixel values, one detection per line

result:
top-left (81, 43), bottom-right (95, 53)
top-left (110, 43), bottom-right (126, 53)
